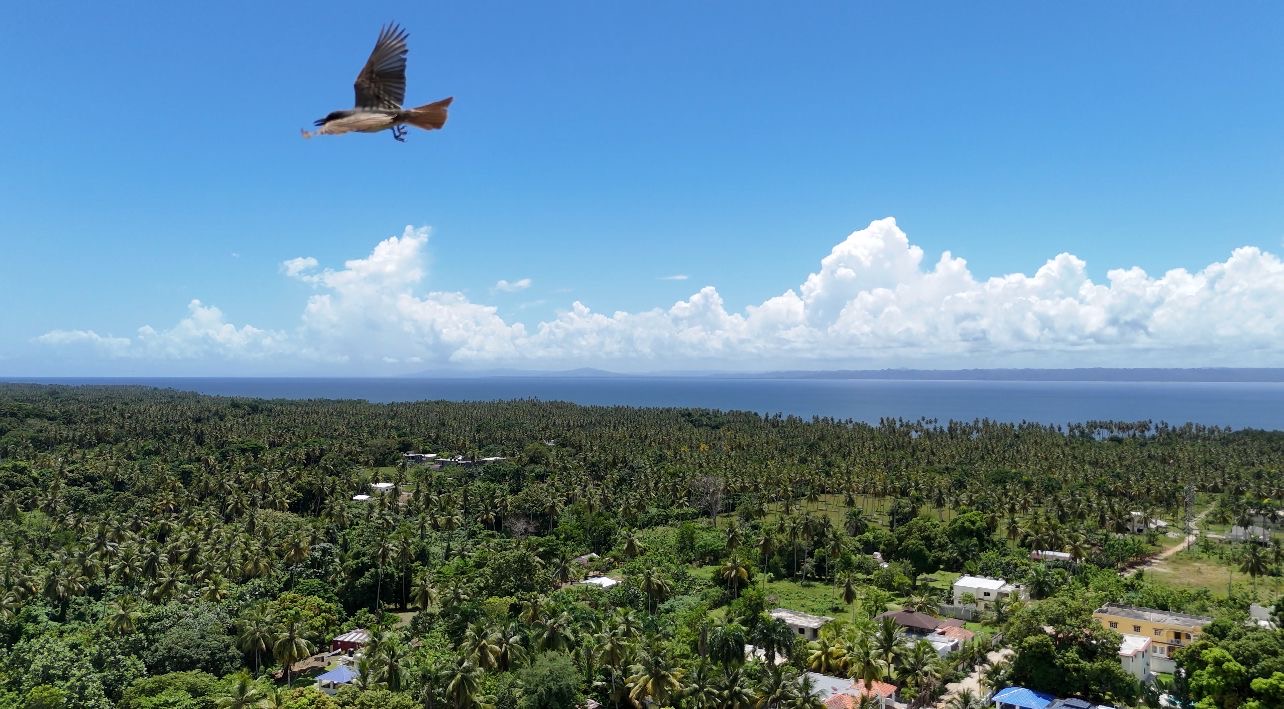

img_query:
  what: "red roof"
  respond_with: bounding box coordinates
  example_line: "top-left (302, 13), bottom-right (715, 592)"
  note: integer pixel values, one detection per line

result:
top-left (824, 681), bottom-right (897, 707)
top-left (937, 625), bottom-right (975, 643)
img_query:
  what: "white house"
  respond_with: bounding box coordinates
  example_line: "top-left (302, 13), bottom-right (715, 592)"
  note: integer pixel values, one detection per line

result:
top-left (577, 572), bottom-right (616, 590)
top-left (1118, 634), bottom-right (1152, 683)
top-left (1030, 550), bottom-right (1072, 563)
top-left (371, 482), bottom-right (395, 493)
top-left (1127, 512), bottom-right (1168, 534)
top-left (953, 575), bottom-right (1023, 609)
top-left (770, 608), bottom-right (833, 641)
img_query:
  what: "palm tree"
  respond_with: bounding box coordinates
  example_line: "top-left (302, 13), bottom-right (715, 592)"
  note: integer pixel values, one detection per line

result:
top-left (441, 657), bottom-right (490, 709)
top-left (720, 557), bottom-right (750, 599)
top-left (489, 623), bottom-right (526, 671)
top-left (1240, 542), bottom-right (1269, 596)
top-left (717, 666), bottom-right (756, 708)
top-left (708, 620), bottom-right (748, 669)
top-left (622, 530), bottom-right (643, 559)
top-left (627, 644), bottom-right (685, 706)
top-left (256, 686), bottom-right (288, 709)
top-left (106, 595), bottom-right (141, 635)
top-left (805, 636), bottom-right (845, 674)
top-left (412, 572), bottom-right (438, 611)
top-left (873, 615), bottom-right (906, 669)
top-left (639, 567), bottom-right (671, 614)
top-left (237, 608), bottom-right (275, 675)
top-left (947, 689), bottom-right (987, 709)
top-left (216, 672), bottom-right (265, 709)
top-left (752, 617), bottom-right (795, 666)
top-left (846, 634), bottom-right (887, 694)
top-left (273, 613), bottom-right (315, 686)
top-left (461, 623), bottom-right (499, 669)
top-left (379, 638), bottom-right (410, 692)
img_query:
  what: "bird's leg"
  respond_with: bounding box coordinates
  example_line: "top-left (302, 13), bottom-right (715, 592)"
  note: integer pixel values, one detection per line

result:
top-left (391, 125), bottom-right (407, 142)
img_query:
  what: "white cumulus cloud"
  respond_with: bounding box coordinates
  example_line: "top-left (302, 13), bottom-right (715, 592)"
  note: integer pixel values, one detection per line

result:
top-left (658, 274), bottom-right (689, 281)
top-left (34, 219), bottom-right (1284, 370)
top-left (494, 278), bottom-right (533, 293)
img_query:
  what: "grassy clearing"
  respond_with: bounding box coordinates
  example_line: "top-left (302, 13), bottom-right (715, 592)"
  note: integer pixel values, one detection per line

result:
top-left (1146, 547), bottom-right (1253, 597)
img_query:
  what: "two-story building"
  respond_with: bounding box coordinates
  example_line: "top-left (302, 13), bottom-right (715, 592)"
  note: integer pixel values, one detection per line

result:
top-left (953, 575), bottom-right (1024, 610)
top-left (1092, 604), bottom-right (1211, 674)
top-left (770, 608), bottom-right (832, 641)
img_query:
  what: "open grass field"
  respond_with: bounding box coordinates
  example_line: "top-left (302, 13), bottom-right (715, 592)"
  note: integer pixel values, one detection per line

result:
top-left (1145, 545), bottom-right (1282, 603)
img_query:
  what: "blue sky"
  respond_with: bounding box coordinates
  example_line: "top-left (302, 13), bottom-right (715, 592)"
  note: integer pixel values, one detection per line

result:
top-left (3, 2), bottom-right (1282, 374)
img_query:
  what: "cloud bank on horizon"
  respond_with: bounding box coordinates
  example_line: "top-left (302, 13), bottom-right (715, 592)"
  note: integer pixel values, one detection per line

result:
top-left (35, 218), bottom-right (1284, 372)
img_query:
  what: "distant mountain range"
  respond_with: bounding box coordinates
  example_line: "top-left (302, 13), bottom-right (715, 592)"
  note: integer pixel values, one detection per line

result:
top-left (412, 367), bottom-right (1284, 382)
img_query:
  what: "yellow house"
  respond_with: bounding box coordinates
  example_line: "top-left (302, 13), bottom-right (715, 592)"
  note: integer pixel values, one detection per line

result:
top-left (1093, 604), bottom-right (1211, 674)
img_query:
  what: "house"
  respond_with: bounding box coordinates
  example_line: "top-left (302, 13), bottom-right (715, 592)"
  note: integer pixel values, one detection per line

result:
top-left (1126, 512), bottom-right (1168, 534)
top-left (573, 552), bottom-right (600, 565)
top-left (805, 673), bottom-right (895, 707)
top-left (953, 575), bottom-right (1024, 609)
top-left (1030, 550), bottom-right (1072, 562)
top-left (1249, 603), bottom-right (1277, 630)
top-left (1093, 604), bottom-right (1211, 674)
top-left (992, 686), bottom-right (1056, 709)
top-left (401, 452), bottom-right (437, 463)
top-left (1117, 634), bottom-right (1152, 683)
top-left (771, 608), bottom-right (833, 641)
top-left (351, 494), bottom-right (371, 502)
top-left (824, 681), bottom-right (897, 708)
top-left (745, 644), bottom-right (788, 665)
top-left (1229, 525), bottom-right (1270, 543)
top-left (876, 610), bottom-right (968, 656)
top-left (315, 665), bottom-right (356, 694)
top-left (331, 628), bottom-right (370, 653)
top-left (370, 482), bottom-right (395, 493)
top-left (577, 576), bottom-right (619, 589)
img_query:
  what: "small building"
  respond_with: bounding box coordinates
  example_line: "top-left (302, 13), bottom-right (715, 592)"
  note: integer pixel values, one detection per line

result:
top-left (771, 608), bottom-right (833, 641)
top-left (992, 686), bottom-right (1056, 709)
top-left (1126, 512), bottom-right (1168, 534)
top-left (745, 644), bottom-right (788, 665)
top-left (479, 456), bottom-right (507, 463)
top-left (953, 575), bottom-right (1023, 609)
top-left (371, 482), bottom-right (395, 493)
top-left (1229, 525), bottom-right (1270, 543)
top-left (331, 628), bottom-right (370, 653)
top-left (1093, 604), bottom-right (1211, 675)
top-left (315, 665), bottom-right (356, 695)
top-left (573, 552), bottom-right (600, 565)
top-left (824, 680), bottom-right (897, 708)
top-left (878, 609), bottom-right (962, 634)
top-left (1249, 603), bottom-right (1277, 630)
top-left (1048, 700), bottom-right (1096, 709)
top-left (1030, 550), bottom-right (1072, 562)
top-left (806, 673), bottom-right (895, 706)
top-left (402, 452), bottom-right (437, 463)
top-left (1118, 634), bottom-right (1152, 683)
top-left (351, 494), bottom-right (371, 502)
top-left (577, 576), bottom-right (619, 589)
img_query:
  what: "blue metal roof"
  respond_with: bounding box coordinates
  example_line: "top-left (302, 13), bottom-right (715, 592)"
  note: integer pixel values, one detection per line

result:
top-left (316, 665), bottom-right (356, 684)
top-left (993, 686), bottom-right (1057, 709)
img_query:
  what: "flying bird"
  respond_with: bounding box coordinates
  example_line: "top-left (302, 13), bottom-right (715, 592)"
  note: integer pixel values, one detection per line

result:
top-left (302, 23), bottom-right (452, 142)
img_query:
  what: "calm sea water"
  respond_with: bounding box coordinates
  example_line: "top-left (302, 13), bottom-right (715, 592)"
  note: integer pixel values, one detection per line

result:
top-left (9, 377), bottom-right (1284, 429)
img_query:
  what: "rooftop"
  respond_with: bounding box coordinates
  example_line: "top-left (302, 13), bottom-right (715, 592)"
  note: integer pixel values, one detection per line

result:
top-left (993, 686), bottom-right (1056, 709)
top-left (578, 576), bottom-right (619, 588)
top-left (1095, 604), bottom-right (1212, 628)
top-left (1119, 634), bottom-right (1150, 656)
top-left (1049, 700), bottom-right (1096, 709)
top-left (955, 575), bottom-right (1010, 590)
top-left (333, 629), bottom-right (370, 645)
top-left (772, 608), bottom-right (833, 629)
top-left (878, 609), bottom-right (953, 632)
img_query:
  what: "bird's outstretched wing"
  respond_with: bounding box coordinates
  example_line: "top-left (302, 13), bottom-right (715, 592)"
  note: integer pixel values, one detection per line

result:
top-left (353, 23), bottom-right (409, 109)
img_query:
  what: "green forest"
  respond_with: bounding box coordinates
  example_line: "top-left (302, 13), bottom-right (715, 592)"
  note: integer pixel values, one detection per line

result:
top-left (0, 384), bottom-right (1280, 709)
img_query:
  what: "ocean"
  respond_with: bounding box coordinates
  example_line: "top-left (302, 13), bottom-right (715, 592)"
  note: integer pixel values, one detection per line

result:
top-left (8, 377), bottom-right (1284, 430)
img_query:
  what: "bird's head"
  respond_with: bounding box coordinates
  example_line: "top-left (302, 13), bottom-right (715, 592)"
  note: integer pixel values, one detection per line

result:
top-left (314, 110), bottom-right (349, 127)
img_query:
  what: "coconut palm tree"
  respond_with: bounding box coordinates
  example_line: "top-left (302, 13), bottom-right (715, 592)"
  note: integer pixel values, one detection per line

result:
top-left (216, 672), bottom-right (265, 709)
top-left (273, 613), bottom-right (314, 686)
top-left (846, 634), bottom-right (887, 694)
top-left (627, 643), bottom-right (685, 706)
top-left (106, 595), bottom-right (141, 636)
top-left (639, 567), bottom-right (671, 615)
top-left (1239, 542), bottom-right (1269, 597)
top-left (237, 608), bottom-right (275, 675)
top-left (720, 557), bottom-right (750, 599)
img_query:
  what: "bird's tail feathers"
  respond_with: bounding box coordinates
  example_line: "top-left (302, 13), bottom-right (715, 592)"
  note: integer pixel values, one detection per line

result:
top-left (400, 97), bottom-right (453, 131)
